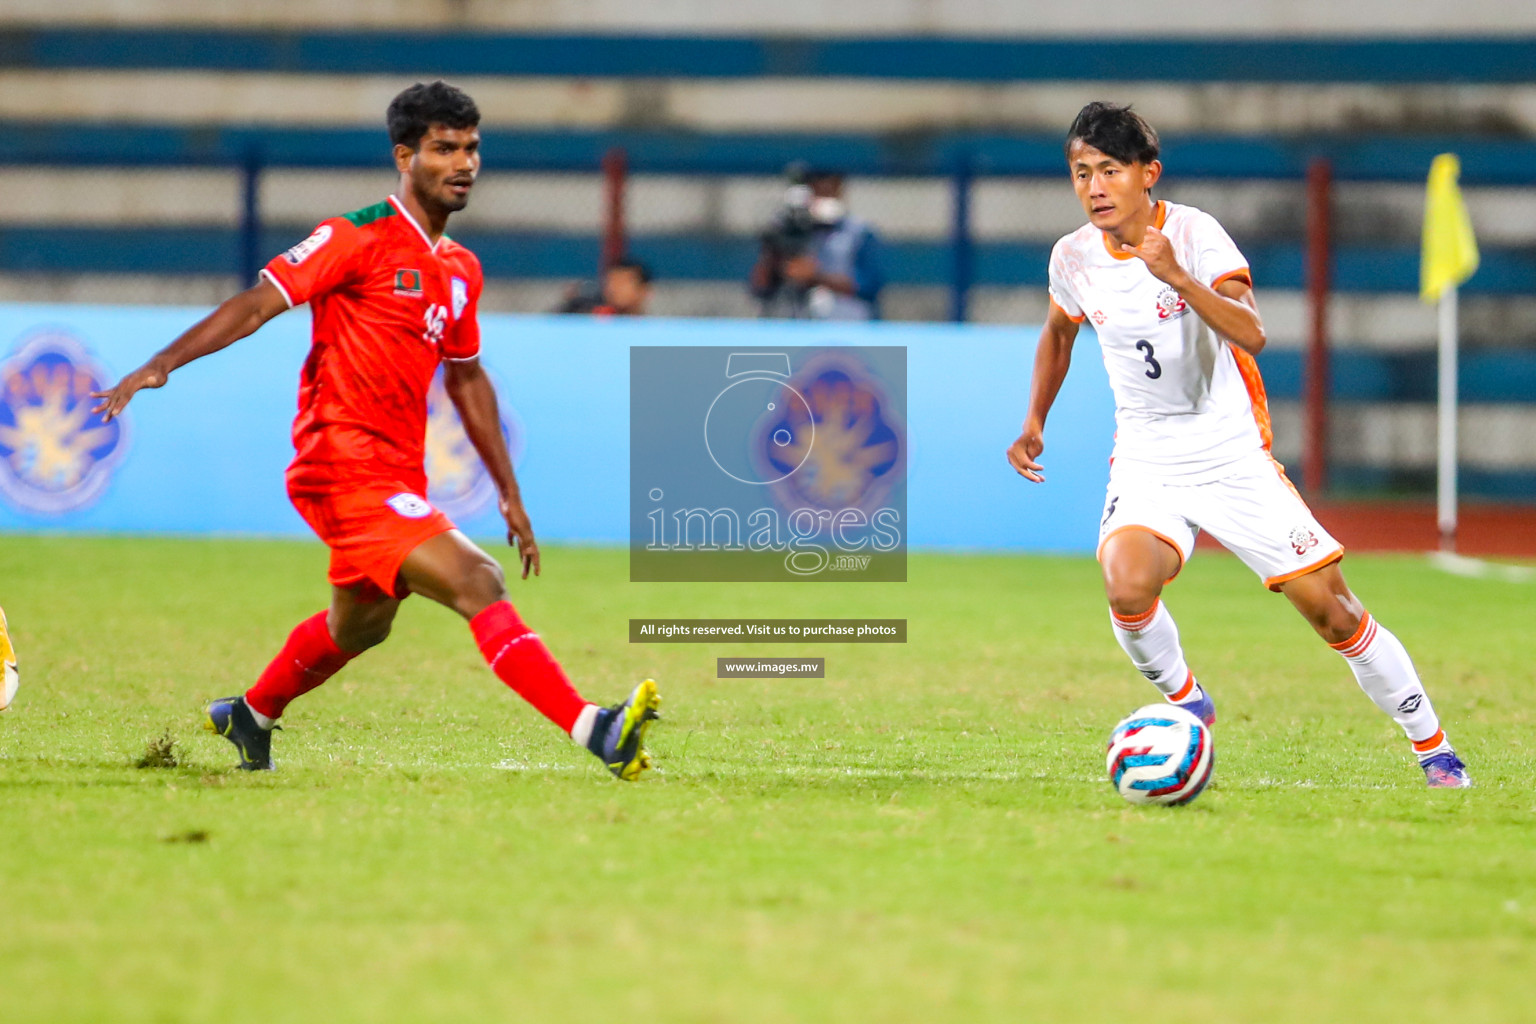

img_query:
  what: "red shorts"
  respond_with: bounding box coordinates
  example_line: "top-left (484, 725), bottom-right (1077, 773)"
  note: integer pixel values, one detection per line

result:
top-left (290, 483), bottom-right (456, 599)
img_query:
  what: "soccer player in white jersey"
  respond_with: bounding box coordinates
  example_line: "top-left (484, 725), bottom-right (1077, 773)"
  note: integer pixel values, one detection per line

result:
top-left (1007, 102), bottom-right (1470, 787)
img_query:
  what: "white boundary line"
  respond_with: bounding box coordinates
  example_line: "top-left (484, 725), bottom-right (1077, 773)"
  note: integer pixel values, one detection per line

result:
top-left (1429, 551), bottom-right (1536, 584)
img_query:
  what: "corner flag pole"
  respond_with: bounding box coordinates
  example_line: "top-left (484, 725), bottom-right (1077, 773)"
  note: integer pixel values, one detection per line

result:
top-left (1436, 282), bottom-right (1458, 550)
top-left (1420, 153), bottom-right (1479, 553)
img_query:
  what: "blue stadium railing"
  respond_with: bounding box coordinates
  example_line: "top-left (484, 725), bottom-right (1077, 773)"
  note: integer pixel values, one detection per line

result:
top-left (5, 30), bottom-right (1536, 83)
top-left (14, 123), bottom-right (1536, 182)
top-left (8, 225), bottom-right (1536, 299)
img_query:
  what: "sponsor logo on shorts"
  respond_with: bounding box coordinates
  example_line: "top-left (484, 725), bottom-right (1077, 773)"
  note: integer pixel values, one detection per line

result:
top-left (1397, 694), bottom-right (1424, 714)
top-left (283, 225), bottom-right (332, 265)
top-left (450, 276), bottom-right (469, 319)
top-left (386, 492), bottom-right (434, 519)
top-left (0, 329), bottom-right (130, 514)
top-left (1155, 287), bottom-right (1188, 321)
top-left (1289, 526), bottom-right (1319, 556)
top-left (394, 269), bottom-right (424, 298)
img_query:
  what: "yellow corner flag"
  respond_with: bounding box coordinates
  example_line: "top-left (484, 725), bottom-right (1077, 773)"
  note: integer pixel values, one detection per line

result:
top-left (1420, 153), bottom-right (1479, 304)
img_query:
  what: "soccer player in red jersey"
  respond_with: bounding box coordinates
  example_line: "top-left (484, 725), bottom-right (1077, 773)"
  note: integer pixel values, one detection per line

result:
top-left (93, 82), bottom-right (659, 778)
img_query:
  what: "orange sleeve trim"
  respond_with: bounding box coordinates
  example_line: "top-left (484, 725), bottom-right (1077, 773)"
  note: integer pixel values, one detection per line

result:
top-left (1050, 296), bottom-right (1086, 323)
top-left (1412, 729), bottom-right (1447, 753)
top-left (1266, 547), bottom-right (1345, 592)
top-left (1211, 268), bottom-right (1253, 291)
top-left (1098, 525), bottom-right (1186, 585)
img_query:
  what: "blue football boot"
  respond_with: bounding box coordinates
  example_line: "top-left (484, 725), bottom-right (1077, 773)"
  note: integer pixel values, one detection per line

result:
top-left (205, 695), bottom-right (276, 771)
top-left (1420, 750), bottom-right (1472, 788)
top-left (585, 679), bottom-right (661, 780)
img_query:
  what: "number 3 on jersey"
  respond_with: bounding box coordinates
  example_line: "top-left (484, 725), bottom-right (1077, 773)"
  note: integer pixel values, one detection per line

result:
top-left (1135, 340), bottom-right (1161, 379)
top-left (423, 303), bottom-right (448, 347)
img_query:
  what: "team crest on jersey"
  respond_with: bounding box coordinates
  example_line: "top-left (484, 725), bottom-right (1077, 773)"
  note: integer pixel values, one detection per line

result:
top-left (1156, 287), bottom-right (1189, 321)
top-left (759, 354), bottom-right (903, 514)
top-left (1289, 526), bottom-right (1320, 556)
top-left (450, 277), bottom-right (469, 319)
top-left (424, 367), bottom-right (524, 520)
top-left (283, 225), bottom-right (332, 265)
top-left (394, 269), bottom-right (424, 298)
top-left (0, 329), bottom-right (130, 514)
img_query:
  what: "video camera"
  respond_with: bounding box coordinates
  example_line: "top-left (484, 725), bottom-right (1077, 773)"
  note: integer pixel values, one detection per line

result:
top-left (759, 162), bottom-right (818, 260)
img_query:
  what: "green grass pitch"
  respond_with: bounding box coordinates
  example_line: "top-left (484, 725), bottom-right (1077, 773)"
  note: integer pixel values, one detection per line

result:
top-left (0, 536), bottom-right (1531, 1023)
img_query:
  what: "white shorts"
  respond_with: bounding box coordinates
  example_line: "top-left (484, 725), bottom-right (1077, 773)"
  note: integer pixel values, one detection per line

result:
top-left (1096, 451), bottom-right (1343, 591)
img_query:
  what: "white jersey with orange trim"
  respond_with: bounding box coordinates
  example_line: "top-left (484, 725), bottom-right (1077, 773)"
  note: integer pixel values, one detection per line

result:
top-left (1048, 200), bottom-right (1270, 482)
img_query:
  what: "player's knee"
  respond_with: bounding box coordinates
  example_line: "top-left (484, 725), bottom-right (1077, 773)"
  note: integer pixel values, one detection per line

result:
top-left (1103, 563), bottom-right (1161, 617)
top-left (1105, 581), bottom-right (1159, 619)
top-left (456, 556), bottom-right (508, 617)
top-left (327, 612), bottom-right (391, 652)
top-left (338, 621), bottom-right (392, 652)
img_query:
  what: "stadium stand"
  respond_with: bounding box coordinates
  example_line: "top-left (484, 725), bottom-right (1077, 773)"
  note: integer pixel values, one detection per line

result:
top-left (1, 3), bottom-right (1533, 499)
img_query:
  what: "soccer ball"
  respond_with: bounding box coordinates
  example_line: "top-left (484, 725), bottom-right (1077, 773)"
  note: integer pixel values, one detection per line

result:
top-left (1106, 703), bottom-right (1213, 806)
top-left (0, 605), bottom-right (17, 711)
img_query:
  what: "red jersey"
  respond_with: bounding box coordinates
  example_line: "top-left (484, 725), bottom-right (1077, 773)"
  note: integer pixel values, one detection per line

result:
top-left (261, 195), bottom-right (483, 496)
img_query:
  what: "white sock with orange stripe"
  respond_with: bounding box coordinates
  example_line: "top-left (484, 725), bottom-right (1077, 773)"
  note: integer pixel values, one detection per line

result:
top-left (1328, 611), bottom-right (1447, 759)
top-left (1110, 600), bottom-right (1206, 707)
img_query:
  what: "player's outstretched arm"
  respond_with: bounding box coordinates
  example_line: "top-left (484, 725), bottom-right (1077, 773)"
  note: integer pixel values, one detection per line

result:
top-left (1008, 302), bottom-right (1081, 483)
top-left (443, 358), bottom-right (540, 579)
top-left (92, 279), bottom-right (290, 421)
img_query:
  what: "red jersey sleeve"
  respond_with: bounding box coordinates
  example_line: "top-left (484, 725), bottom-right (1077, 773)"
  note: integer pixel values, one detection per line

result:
top-left (261, 218), bottom-right (365, 307)
top-left (442, 260), bottom-right (483, 362)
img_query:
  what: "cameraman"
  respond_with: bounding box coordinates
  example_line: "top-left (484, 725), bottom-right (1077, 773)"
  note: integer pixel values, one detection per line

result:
top-left (749, 168), bottom-right (884, 320)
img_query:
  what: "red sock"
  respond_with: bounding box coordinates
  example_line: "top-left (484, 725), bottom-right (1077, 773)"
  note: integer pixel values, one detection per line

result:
top-left (470, 601), bottom-right (587, 732)
top-left (245, 611), bottom-right (357, 720)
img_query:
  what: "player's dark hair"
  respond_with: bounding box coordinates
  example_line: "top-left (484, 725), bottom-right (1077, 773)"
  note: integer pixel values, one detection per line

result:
top-left (610, 256), bottom-right (653, 284)
top-left (1066, 102), bottom-right (1160, 165)
top-left (387, 81), bottom-right (481, 150)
